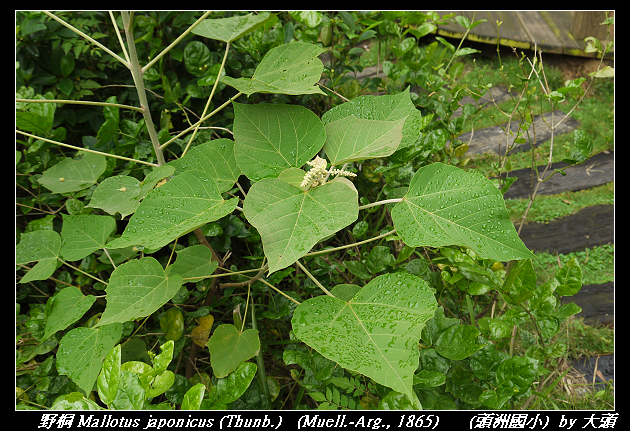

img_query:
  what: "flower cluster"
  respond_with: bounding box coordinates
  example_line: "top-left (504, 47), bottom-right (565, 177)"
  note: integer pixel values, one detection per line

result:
top-left (300, 156), bottom-right (357, 189)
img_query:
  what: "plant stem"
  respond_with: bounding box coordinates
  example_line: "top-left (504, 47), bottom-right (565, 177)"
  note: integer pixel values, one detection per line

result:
top-left (16, 130), bottom-right (159, 167)
top-left (250, 301), bottom-right (272, 409)
top-left (305, 228), bottom-right (397, 258)
top-left (142, 11), bottom-right (213, 74)
top-left (182, 41), bottom-right (232, 158)
top-left (121, 11), bottom-right (166, 166)
top-left (296, 261), bottom-right (334, 297)
top-left (42, 11), bottom-right (130, 68)
top-left (16, 98), bottom-right (144, 112)
top-left (159, 92), bottom-right (243, 151)
top-left (358, 198), bottom-right (403, 211)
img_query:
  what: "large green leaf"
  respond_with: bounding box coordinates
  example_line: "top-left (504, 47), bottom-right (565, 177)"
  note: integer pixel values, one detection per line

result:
top-left (43, 286), bottom-right (96, 340)
top-left (167, 139), bottom-right (241, 193)
top-left (95, 257), bottom-right (183, 327)
top-left (191, 12), bottom-right (276, 43)
top-left (56, 323), bottom-right (123, 394)
top-left (321, 87), bottom-right (424, 150)
top-left (38, 152), bottom-right (106, 194)
top-left (324, 115), bottom-right (406, 165)
top-left (292, 273), bottom-right (438, 399)
top-left (60, 214), bottom-right (117, 261)
top-left (222, 42), bottom-right (325, 96)
top-left (243, 177), bottom-right (358, 274)
top-left (97, 345), bottom-right (121, 406)
top-left (106, 171), bottom-right (238, 251)
top-left (391, 163), bottom-right (535, 261)
top-left (206, 324), bottom-right (260, 378)
top-left (233, 102), bottom-right (325, 181)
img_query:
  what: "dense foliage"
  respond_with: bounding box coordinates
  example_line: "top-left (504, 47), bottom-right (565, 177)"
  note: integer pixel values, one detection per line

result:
top-left (16, 11), bottom-right (613, 410)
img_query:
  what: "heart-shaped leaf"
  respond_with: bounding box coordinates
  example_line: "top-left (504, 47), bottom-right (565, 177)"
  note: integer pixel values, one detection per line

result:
top-left (167, 139), bottom-right (240, 193)
top-left (86, 175), bottom-right (142, 219)
top-left (106, 170), bottom-right (238, 251)
top-left (292, 272), bottom-right (438, 399)
top-left (233, 102), bottom-right (325, 181)
top-left (60, 214), bottom-right (117, 261)
top-left (222, 42), bottom-right (325, 96)
top-left (324, 115), bottom-right (406, 165)
top-left (191, 12), bottom-right (276, 43)
top-left (392, 163), bottom-right (535, 261)
top-left (38, 152), bottom-right (106, 194)
top-left (16, 230), bottom-right (61, 284)
top-left (322, 87), bottom-right (424, 150)
top-left (56, 323), bottom-right (123, 395)
top-left (44, 286), bottom-right (96, 340)
top-left (243, 177), bottom-right (358, 274)
top-left (206, 324), bottom-right (260, 378)
top-left (95, 257), bottom-right (183, 327)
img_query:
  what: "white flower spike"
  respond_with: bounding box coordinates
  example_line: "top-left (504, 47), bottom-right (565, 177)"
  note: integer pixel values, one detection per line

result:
top-left (300, 156), bottom-right (356, 189)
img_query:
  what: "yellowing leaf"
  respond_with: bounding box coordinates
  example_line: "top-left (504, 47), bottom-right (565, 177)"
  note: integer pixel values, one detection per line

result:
top-left (191, 314), bottom-right (214, 347)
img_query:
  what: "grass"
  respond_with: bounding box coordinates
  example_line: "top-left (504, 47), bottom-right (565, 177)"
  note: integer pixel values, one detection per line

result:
top-left (454, 45), bottom-right (614, 410)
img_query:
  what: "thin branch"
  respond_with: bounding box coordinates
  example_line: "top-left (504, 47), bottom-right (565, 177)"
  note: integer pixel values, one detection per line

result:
top-left (296, 261), bottom-right (334, 297)
top-left (42, 11), bottom-right (130, 68)
top-left (142, 11), bottom-right (213, 74)
top-left (16, 130), bottom-right (159, 167)
top-left (182, 41), bottom-right (232, 158)
top-left (16, 98), bottom-right (144, 112)
top-left (305, 229), bottom-right (397, 258)
top-left (160, 92), bottom-right (243, 151)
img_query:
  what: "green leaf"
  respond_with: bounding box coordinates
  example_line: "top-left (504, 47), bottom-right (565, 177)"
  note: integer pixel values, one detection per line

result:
top-left (87, 175), bottom-right (142, 219)
top-left (322, 87), bottom-right (424, 150)
top-left (56, 323), bottom-right (123, 394)
top-left (205, 362), bottom-right (258, 408)
top-left (183, 41), bottom-right (212, 77)
top-left (16, 93), bottom-right (56, 134)
top-left (222, 42), bottom-right (326, 96)
top-left (109, 370), bottom-right (145, 410)
top-left (243, 177), bottom-right (358, 274)
top-left (16, 229), bottom-right (61, 283)
top-left (60, 214), bottom-right (117, 261)
top-left (323, 115), bottom-right (406, 165)
top-left (292, 272), bottom-right (438, 399)
top-left (206, 324), bottom-right (260, 378)
top-left (38, 152), bottom-right (106, 194)
top-left (233, 102), bottom-right (325, 181)
top-left (97, 345), bottom-right (121, 406)
top-left (159, 308), bottom-right (184, 342)
top-left (589, 65), bottom-right (614, 78)
top-left (95, 257), bottom-right (183, 327)
top-left (434, 325), bottom-right (485, 360)
top-left (49, 392), bottom-right (103, 410)
top-left (501, 258), bottom-right (537, 304)
top-left (16, 229), bottom-right (61, 264)
top-left (554, 257), bottom-right (582, 296)
top-left (105, 171), bottom-right (238, 251)
top-left (166, 244), bottom-right (219, 279)
top-left (392, 163), bottom-right (534, 261)
top-left (167, 139), bottom-right (240, 193)
top-left (480, 356), bottom-right (539, 408)
top-left (181, 383), bottom-right (206, 410)
top-left (43, 286), bottom-right (96, 340)
top-left (191, 12), bottom-right (276, 43)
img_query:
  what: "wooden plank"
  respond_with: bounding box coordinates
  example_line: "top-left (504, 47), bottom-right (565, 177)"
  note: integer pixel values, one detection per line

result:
top-left (515, 11), bottom-right (565, 54)
top-left (490, 11), bottom-right (531, 49)
top-left (498, 151), bottom-right (614, 200)
top-left (540, 11), bottom-right (591, 57)
top-left (457, 110), bottom-right (580, 156)
top-left (459, 11), bottom-right (497, 44)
